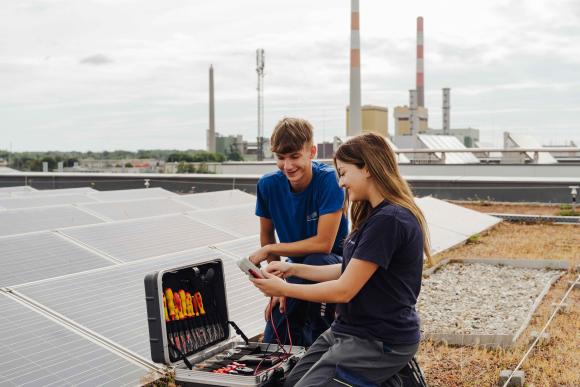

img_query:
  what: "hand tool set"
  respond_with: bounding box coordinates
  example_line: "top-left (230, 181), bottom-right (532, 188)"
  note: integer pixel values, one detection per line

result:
top-left (144, 259), bottom-right (304, 386)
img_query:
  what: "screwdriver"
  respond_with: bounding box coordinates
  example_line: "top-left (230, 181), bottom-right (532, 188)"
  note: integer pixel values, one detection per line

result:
top-left (195, 291), bottom-right (218, 342)
top-left (174, 290), bottom-right (194, 352)
top-left (165, 288), bottom-right (183, 356)
top-left (197, 291), bottom-right (222, 339)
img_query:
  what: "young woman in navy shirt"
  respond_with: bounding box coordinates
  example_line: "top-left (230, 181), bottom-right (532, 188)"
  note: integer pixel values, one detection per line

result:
top-left (251, 133), bottom-right (431, 386)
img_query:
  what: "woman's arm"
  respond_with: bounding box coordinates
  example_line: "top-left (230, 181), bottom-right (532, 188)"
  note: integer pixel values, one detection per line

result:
top-left (253, 258), bottom-right (378, 303)
top-left (265, 261), bottom-right (342, 282)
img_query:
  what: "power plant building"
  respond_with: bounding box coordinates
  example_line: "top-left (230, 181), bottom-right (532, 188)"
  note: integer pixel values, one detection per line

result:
top-left (394, 106), bottom-right (429, 136)
top-left (346, 105), bottom-right (389, 137)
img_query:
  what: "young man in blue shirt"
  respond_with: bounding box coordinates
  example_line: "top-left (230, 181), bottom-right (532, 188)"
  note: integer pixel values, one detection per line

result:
top-left (250, 117), bottom-right (348, 347)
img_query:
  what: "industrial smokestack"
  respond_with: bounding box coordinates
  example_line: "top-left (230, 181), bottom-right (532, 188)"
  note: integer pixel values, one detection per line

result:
top-left (409, 89), bottom-right (419, 135)
top-left (442, 88), bottom-right (450, 134)
top-left (207, 64), bottom-right (216, 153)
top-left (416, 16), bottom-right (425, 108)
top-left (349, 0), bottom-right (362, 135)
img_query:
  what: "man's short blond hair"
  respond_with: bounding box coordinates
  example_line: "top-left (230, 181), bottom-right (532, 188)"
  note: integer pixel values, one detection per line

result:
top-left (270, 117), bottom-right (314, 154)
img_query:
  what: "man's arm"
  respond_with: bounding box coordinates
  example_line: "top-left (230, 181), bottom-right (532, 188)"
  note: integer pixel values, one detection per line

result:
top-left (259, 217), bottom-right (280, 263)
top-left (267, 210), bottom-right (342, 256)
top-left (250, 210), bottom-right (342, 264)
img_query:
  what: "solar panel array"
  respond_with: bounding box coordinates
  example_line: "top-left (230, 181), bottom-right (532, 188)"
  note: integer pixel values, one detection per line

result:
top-left (0, 294), bottom-right (151, 387)
top-left (0, 185), bottom-right (500, 385)
top-left (0, 187), bottom-right (265, 384)
top-left (0, 205), bottom-right (105, 237)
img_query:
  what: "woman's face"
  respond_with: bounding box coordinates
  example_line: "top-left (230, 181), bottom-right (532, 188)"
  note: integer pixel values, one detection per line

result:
top-left (335, 159), bottom-right (370, 202)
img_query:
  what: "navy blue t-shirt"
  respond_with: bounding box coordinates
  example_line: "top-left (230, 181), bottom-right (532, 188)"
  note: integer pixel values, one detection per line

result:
top-left (331, 201), bottom-right (423, 345)
top-left (255, 161), bottom-right (348, 260)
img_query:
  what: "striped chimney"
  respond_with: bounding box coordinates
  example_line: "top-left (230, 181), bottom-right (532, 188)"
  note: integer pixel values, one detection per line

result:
top-left (416, 16), bottom-right (425, 107)
top-left (349, 0), bottom-right (362, 135)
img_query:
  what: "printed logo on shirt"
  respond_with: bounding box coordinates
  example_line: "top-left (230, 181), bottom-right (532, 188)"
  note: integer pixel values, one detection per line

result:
top-left (306, 211), bottom-right (318, 222)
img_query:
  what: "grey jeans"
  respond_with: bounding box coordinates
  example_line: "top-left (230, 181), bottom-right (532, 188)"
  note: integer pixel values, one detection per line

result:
top-left (284, 329), bottom-right (419, 387)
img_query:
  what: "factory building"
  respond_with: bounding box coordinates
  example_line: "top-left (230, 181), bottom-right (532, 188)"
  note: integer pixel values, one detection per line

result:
top-left (394, 106), bottom-right (429, 135)
top-left (346, 105), bottom-right (389, 137)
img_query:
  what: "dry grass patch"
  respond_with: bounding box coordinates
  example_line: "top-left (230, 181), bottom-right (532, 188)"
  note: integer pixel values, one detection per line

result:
top-left (418, 274), bottom-right (579, 386)
top-left (419, 220), bottom-right (579, 386)
top-left (453, 201), bottom-right (561, 216)
top-left (435, 222), bottom-right (580, 267)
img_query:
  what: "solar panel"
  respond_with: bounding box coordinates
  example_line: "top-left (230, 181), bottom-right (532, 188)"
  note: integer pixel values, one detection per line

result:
top-left (0, 294), bottom-right (151, 386)
top-left (60, 215), bottom-right (236, 262)
top-left (0, 194), bottom-right (97, 210)
top-left (506, 133), bottom-right (558, 164)
top-left (418, 134), bottom-right (480, 164)
top-left (11, 187), bottom-right (97, 197)
top-left (0, 205), bottom-right (105, 237)
top-left (187, 204), bottom-right (259, 237)
top-left (417, 196), bottom-right (501, 238)
top-left (0, 231), bottom-right (114, 287)
top-left (88, 187), bottom-right (177, 202)
top-left (426, 224), bottom-right (469, 255)
top-left (177, 189), bottom-right (255, 209)
top-left (15, 247), bottom-right (266, 360)
top-left (80, 198), bottom-right (193, 221)
top-left (0, 186), bottom-right (35, 194)
top-left (212, 236), bottom-right (261, 261)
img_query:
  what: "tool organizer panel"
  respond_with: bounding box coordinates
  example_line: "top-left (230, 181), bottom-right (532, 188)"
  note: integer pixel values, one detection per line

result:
top-left (144, 259), bottom-right (304, 386)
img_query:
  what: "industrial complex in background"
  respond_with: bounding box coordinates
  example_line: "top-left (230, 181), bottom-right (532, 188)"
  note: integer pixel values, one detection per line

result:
top-left (199, 10), bottom-right (578, 166)
top-left (0, 2), bottom-right (578, 202)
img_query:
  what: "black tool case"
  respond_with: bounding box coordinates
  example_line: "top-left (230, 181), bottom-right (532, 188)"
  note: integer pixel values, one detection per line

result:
top-left (144, 259), bottom-right (305, 386)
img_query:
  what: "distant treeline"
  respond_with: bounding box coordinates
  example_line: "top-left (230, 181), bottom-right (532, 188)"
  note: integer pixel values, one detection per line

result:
top-left (0, 149), bottom-right (243, 172)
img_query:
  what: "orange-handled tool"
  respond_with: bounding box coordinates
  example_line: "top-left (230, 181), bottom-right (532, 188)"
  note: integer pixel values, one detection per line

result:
top-left (165, 288), bottom-right (176, 320)
top-left (194, 292), bottom-right (206, 315)
top-left (163, 294), bottom-right (169, 322)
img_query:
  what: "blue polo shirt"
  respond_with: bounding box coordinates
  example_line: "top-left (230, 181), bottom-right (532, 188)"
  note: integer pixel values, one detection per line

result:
top-left (332, 201), bottom-right (423, 345)
top-left (255, 161), bottom-right (348, 260)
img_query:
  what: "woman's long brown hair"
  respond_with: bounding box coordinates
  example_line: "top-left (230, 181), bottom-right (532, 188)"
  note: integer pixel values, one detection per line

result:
top-left (334, 133), bottom-right (433, 265)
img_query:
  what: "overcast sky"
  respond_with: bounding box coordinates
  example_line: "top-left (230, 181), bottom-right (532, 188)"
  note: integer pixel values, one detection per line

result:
top-left (1, 0), bottom-right (579, 151)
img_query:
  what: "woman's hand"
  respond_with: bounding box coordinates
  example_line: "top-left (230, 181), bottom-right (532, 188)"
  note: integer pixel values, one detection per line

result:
top-left (264, 261), bottom-right (294, 278)
top-left (250, 271), bottom-right (288, 297)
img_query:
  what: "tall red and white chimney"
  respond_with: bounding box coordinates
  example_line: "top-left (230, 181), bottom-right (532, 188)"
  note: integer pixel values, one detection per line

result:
top-left (416, 16), bottom-right (425, 108)
top-left (349, 0), bottom-right (362, 135)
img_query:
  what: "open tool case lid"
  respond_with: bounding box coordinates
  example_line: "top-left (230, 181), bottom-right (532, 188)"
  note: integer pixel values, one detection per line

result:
top-left (144, 259), bottom-right (247, 365)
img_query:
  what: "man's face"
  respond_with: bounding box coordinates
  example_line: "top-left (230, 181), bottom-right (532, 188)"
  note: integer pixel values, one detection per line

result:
top-left (275, 144), bottom-right (316, 186)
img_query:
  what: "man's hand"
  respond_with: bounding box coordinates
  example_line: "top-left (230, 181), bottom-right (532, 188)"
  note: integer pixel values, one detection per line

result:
top-left (264, 296), bottom-right (286, 321)
top-left (249, 245), bottom-right (277, 265)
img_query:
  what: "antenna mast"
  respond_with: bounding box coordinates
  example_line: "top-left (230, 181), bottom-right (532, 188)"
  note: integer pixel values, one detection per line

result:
top-left (256, 49), bottom-right (265, 161)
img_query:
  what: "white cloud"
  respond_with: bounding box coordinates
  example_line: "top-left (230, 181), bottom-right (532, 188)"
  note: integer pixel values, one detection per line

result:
top-left (0, 0), bottom-right (579, 151)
